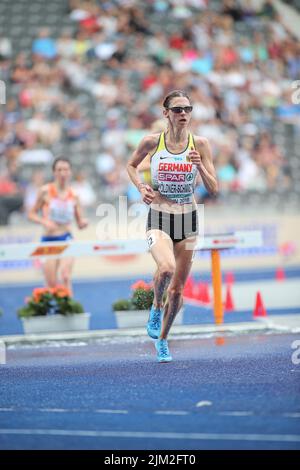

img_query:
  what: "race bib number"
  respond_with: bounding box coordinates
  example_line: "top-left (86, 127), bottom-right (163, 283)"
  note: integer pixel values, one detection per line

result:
top-left (147, 233), bottom-right (156, 249)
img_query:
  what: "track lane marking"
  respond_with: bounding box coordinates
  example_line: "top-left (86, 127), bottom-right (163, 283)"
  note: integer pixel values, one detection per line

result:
top-left (0, 429), bottom-right (299, 442)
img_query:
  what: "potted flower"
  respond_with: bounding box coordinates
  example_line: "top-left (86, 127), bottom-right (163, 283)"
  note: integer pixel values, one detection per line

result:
top-left (17, 285), bottom-right (90, 334)
top-left (112, 280), bottom-right (183, 328)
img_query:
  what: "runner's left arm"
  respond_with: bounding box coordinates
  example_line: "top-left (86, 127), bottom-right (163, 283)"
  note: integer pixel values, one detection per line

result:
top-left (188, 137), bottom-right (218, 196)
top-left (74, 195), bottom-right (89, 230)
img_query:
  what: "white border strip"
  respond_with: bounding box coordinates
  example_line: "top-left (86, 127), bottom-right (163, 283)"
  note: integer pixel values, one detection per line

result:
top-left (0, 231), bottom-right (263, 261)
top-left (0, 428), bottom-right (299, 442)
top-left (0, 322), bottom-right (272, 346)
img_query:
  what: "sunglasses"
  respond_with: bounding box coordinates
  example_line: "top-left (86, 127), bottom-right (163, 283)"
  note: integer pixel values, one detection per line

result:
top-left (167, 106), bottom-right (193, 114)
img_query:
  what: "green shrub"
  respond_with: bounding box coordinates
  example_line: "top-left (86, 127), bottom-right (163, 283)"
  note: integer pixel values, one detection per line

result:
top-left (112, 280), bottom-right (154, 311)
top-left (112, 299), bottom-right (132, 311)
top-left (131, 288), bottom-right (154, 310)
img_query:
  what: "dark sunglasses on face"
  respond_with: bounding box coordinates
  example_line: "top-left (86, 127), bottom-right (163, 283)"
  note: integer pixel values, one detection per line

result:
top-left (167, 106), bottom-right (193, 114)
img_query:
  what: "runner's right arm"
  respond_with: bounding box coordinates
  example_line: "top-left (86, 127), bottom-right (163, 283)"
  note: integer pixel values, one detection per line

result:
top-left (127, 134), bottom-right (158, 205)
top-left (28, 186), bottom-right (58, 231)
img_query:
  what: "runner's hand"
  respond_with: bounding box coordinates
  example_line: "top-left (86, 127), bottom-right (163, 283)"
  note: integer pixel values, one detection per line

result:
top-left (138, 183), bottom-right (155, 205)
top-left (42, 219), bottom-right (59, 231)
top-left (78, 218), bottom-right (89, 230)
top-left (188, 147), bottom-right (202, 168)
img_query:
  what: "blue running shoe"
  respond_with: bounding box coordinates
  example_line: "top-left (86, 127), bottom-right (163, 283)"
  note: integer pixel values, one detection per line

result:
top-left (155, 339), bottom-right (172, 363)
top-left (146, 305), bottom-right (162, 339)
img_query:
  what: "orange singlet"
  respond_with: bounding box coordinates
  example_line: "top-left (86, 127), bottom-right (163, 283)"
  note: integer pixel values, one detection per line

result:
top-left (43, 183), bottom-right (76, 225)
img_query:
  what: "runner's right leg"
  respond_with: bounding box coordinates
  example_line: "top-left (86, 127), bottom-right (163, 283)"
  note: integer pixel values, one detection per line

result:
top-left (43, 259), bottom-right (59, 288)
top-left (146, 229), bottom-right (175, 339)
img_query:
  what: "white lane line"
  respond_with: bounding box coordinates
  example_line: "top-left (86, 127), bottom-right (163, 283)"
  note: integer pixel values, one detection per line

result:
top-left (283, 413), bottom-right (300, 418)
top-left (38, 409), bottom-right (71, 413)
top-left (0, 408), bottom-right (129, 414)
top-left (95, 410), bottom-right (128, 415)
top-left (3, 408), bottom-right (299, 419)
top-left (0, 429), bottom-right (300, 443)
top-left (196, 401), bottom-right (212, 407)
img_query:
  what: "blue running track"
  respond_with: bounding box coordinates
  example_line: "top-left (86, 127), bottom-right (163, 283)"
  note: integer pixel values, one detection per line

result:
top-left (0, 332), bottom-right (300, 450)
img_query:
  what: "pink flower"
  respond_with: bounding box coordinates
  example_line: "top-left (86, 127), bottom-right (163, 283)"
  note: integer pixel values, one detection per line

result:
top-left (131, 280), bottom-right (152, 291)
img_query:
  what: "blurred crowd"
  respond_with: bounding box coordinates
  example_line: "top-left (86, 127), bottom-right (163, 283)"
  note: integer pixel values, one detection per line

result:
top-left (0, 0), bottom-right (299, 223)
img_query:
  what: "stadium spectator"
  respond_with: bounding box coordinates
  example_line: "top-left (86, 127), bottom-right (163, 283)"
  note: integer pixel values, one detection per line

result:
top-left (0, 0), bottom-right (297, 223)
top-left (32, 29), bottom-right (57, 60)
top-left (72, 171), bottom-right (97, 209)
top-left (0, 169), bottom-right (23, 225)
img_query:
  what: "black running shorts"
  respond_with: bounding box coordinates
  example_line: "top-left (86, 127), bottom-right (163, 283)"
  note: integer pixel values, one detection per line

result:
top-left (146, 208), bottom-right (198, 244)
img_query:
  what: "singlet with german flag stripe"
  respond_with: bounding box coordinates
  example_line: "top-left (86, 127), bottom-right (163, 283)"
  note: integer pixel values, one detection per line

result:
top-left (43, 183), bottom-right (76, 225)
top-left (150, 132), bottom-right (198, 205)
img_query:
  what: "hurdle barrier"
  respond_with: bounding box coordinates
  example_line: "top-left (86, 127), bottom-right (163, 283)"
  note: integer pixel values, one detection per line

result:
top-left (0, 231), bottom-right (263, 325)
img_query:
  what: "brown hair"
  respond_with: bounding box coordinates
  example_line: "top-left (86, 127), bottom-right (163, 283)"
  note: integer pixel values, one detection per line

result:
top-left (163, 90), bottom-right (191, 109)
top-left (52, 156), bottom-right (72, 171)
